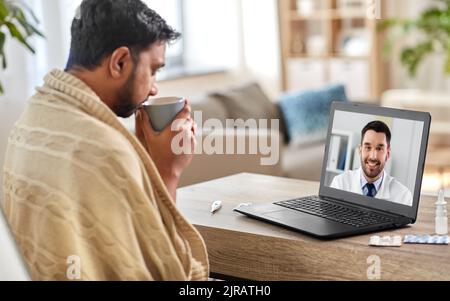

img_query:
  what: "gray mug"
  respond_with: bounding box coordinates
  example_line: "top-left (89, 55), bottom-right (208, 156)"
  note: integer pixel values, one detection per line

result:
top-left (142, 97), bottom-right (185, 132)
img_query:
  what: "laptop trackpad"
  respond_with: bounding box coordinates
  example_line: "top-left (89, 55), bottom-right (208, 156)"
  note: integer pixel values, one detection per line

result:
top-left (263, 209), bottom-right (310, 221)
top-left (261, 208), bottom-right (348, 237)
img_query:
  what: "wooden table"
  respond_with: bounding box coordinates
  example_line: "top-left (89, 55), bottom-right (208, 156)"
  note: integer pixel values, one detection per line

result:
top-left (177, 173), bottom-right (450, 280)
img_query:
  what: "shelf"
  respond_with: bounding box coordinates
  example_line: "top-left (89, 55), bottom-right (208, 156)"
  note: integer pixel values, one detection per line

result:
top-left (290, 10), bottom-right (330, 20)
top-left (279, 0), bottom-right (386, 98)
top-left (332, 9), bottom-right (368, 19)
top-left (331, 54), bottom-right (369, 59)
top-left (289, 9), bottom-right (367, 20)
top-left (286, 54), bottom-right (369, 59)
top-left (287, 54), bottom-right (330, 59)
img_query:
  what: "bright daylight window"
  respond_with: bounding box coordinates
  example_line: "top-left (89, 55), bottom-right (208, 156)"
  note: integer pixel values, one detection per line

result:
top-left (143, 0), bottom-right (184, 77)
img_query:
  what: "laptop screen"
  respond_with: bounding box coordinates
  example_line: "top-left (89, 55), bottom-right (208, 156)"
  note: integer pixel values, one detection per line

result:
top-left (321, 103), bottom-right (430, 218)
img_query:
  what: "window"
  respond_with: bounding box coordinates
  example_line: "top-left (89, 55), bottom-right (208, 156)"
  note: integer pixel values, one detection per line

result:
top-left (143, 0), bottom-right (184, 74)
top-left (26, 0), bottom-right (238, 89)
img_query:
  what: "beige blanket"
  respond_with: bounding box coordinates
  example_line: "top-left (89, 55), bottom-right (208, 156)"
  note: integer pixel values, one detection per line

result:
top-left (2, 69), bottom-right (208, 280)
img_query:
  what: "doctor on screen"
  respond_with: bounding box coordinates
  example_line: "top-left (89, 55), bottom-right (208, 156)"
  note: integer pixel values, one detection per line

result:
top-left (330, 121), bottom-right (413, 206)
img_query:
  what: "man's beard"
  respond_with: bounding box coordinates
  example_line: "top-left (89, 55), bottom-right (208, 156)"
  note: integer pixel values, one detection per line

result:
top-left (361, 158), bottom-right (384, 180)
top-left (114, 70), bottom-right (142, 118)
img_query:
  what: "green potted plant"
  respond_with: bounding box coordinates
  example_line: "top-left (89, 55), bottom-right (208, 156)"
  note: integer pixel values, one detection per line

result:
top-left (0, 0), bottom-right (44, 94)
top-left (379, 0), bottom-right (450, 77)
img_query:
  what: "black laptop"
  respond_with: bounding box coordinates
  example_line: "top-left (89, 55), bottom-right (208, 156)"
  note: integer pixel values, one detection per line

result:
top-left (235, 102), bottom-right (431, 239)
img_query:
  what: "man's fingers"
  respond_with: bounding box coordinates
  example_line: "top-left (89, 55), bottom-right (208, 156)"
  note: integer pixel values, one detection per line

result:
top-left (175, 101), bottom-right (192, 120)
top-left (185, 99), bottom-right (192, 115)
top-left (137, 108), bottom-right (160, 148)
top-left (190, 128), bottom-right (197, 153)
top-left (171, 117), bottom-right (194, 132)
top-left (192, 120), bottom-right (198, 136)
top-left (138, 108), bottom-right (157, 136)
top-left (181, 123), bottom-right (197, 155)
top-left (135, 111), bottom-right (149, 149)
top-left (135, 111), bottom-right (144, 140)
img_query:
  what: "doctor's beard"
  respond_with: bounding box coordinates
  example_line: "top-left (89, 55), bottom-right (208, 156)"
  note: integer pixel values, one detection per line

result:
top-left (361, 158), bottom-right (384, 181)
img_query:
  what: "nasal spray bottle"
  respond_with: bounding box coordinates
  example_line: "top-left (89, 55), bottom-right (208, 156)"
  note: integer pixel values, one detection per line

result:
top-left (435, 189), bottom-right (448, 235)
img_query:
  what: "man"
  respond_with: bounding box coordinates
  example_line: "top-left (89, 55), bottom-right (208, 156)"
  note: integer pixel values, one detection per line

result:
top-left (330, 121), bottom-right (413, 206)
top-left (2, 0), bottom-right (208, 280)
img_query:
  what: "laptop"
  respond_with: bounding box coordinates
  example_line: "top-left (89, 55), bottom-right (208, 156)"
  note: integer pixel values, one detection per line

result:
top-left (235, 102), bottom-right (431, 239)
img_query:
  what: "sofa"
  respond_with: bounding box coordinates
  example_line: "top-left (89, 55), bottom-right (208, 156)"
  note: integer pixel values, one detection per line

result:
top-left (179, 82), bottom-right (329, 187)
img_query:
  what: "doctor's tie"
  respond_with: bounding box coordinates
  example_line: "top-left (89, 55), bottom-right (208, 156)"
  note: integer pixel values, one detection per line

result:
top-left (365, 183), bottom-right (376, 197)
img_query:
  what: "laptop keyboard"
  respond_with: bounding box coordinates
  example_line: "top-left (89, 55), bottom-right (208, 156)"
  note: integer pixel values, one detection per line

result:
top-left (274, 196), bottom-right (395, 228)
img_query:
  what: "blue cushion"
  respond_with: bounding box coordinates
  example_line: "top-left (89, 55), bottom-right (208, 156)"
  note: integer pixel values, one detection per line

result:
top-left (278, 84), bottom-right (348, 145)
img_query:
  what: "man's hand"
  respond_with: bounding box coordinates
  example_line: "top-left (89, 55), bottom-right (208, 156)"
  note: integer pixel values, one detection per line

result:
top-left (135, 100), bottom-right (197, 201)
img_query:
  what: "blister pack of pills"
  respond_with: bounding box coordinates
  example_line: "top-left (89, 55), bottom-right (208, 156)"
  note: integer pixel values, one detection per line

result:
top-left (369, 235), bottom-right (402, 247)
top-left (403, 235), bottom-right (449, 245)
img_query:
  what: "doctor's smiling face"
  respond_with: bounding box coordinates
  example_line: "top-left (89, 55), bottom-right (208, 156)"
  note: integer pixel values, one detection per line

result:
top-left (359, 121), bottom-right (391, 183)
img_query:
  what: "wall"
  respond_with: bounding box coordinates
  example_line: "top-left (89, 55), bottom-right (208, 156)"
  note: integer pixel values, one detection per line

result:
top-left (390, 118), bottom-right (423, 196)
top-left (159, 0), bottom-right (283, 100)
top-left (178, 0), bottom-right (282, 100)
top-left (183, 0), bottom-right (243, 72)
top-left (241, 0), bottom-right (282, 99)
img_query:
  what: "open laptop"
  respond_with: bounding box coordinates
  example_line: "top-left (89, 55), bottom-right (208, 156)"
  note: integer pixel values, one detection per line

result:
top-left (235, 102), bottom-right (431, 239)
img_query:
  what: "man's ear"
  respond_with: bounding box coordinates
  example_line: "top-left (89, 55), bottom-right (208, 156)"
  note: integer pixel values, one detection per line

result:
top-left (108, 47), bottom-right (133, 79)
top-left (386, 146), bottom-right (391, 161)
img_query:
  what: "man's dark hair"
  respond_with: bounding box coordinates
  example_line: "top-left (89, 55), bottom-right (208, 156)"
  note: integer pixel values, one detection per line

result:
top-left (65, 0), bottom-right (180, 70)
top-left (361, 121), bottom-right (391, 146)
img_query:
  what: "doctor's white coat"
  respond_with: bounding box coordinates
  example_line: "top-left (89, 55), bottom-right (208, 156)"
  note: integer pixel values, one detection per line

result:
top-left (330, 168), bottom-right (413, 206)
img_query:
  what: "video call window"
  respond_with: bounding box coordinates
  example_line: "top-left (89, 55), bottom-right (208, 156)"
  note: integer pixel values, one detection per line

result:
top-left (325, 110), bottom-right (424, 207)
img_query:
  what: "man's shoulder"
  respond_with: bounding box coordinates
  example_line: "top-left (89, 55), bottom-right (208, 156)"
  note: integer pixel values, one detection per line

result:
top-left (390, 177), bottom-right (412, 195)
top-left (384, 173), bottom-right (412, 196)
top-left (27, 92), bottom-right (130, 148)
top-left (20, 93), bottom-right (140, 168)
top-left (331, 169), bottom-right (358, 190)
top-left (70, 120), bottom-right (140, 171)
